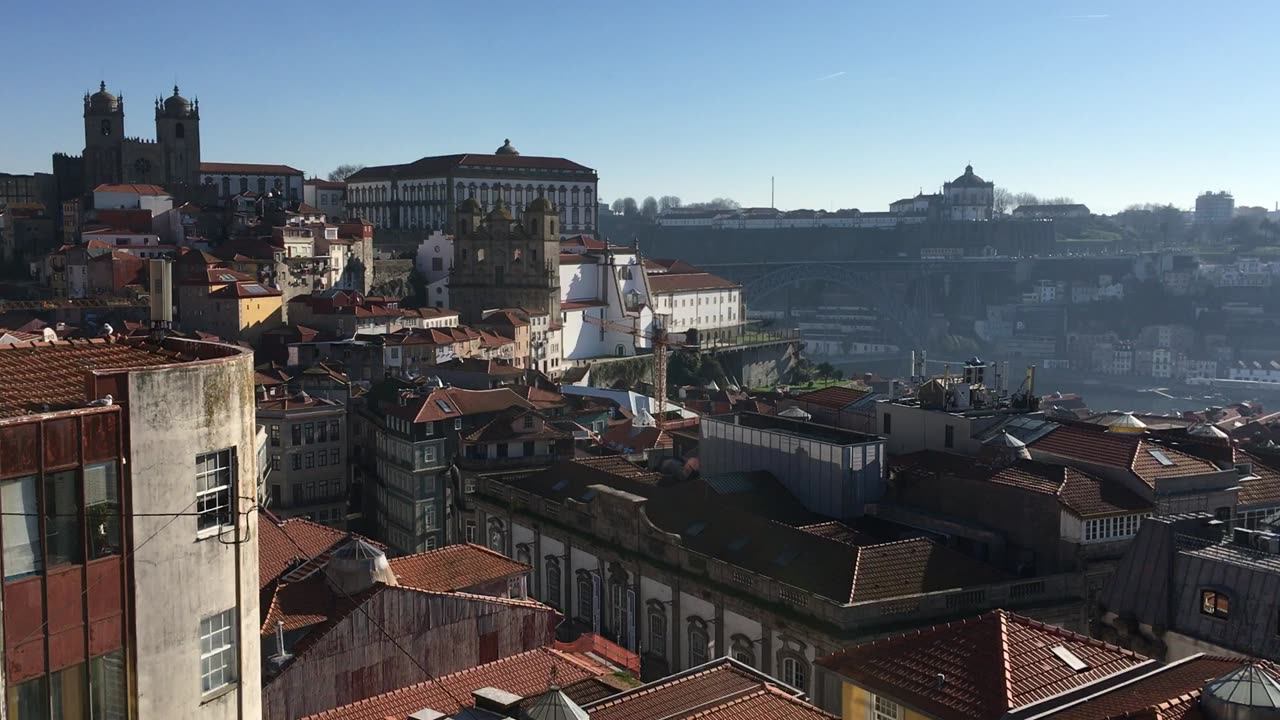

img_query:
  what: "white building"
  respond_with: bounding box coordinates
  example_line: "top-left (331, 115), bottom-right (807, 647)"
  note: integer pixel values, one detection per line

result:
top-left (200, 162), bottom-right (305, 203)
top-left (414, 230), bottom-right (454, 308)
top-left (346, 139), bottom-right (598, 236)
top-left (303, 178), bottom-right (346, 219)
top-left (942, 164), bottom-right (995, 221)
top-left (1228, 360), bottom-right (1280, 383)
top-left (644, 265), bottom-right (742, 336)
top-left (558, 242), bottom-right (656, 360)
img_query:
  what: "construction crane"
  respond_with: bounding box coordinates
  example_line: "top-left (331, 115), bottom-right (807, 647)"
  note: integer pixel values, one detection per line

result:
top-left (580, 313), bottom-right (689, 428)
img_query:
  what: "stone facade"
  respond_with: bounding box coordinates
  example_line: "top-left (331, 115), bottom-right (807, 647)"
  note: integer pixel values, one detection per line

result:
top-left (450, 199), bottom-right (562, 324)
top-left (79, 82), bottom-right (201, 196)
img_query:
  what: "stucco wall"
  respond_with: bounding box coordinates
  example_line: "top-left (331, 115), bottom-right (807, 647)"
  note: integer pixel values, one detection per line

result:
top-left (126, 348), bottom-right (262, 720)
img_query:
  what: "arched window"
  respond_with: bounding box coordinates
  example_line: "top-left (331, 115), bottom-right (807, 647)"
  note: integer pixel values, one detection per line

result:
top-left (175, 122), bottom-right (185, 139)
top-left (558, 186), bottom-right (567, 206)
top-left (571, 187), bottom-right (580, 206)
top-left (257, 178), bottom-right (267, 194)
top-left (585, 188), bottom-right (593, 207)
top-left (239, 177), bottom-right (249, 194)
top-left (608, 572), bottom-right (634, 650)
top-left (780, 655), bottom-right (808, 691)
top-left (615, 344), bottom-right (625, 357)
top-left (576, 572), bottom-right (596, 626)
top-left (646, 603), bottom-right (667, 658)
top-left (544, 556), bottom-right (561, 608)
top-left (687, 618), bottom-right (709, 668)
top-left (221, 177), bottom-right (231, 197)
top-left (516, 543), bottom-right (531, 566)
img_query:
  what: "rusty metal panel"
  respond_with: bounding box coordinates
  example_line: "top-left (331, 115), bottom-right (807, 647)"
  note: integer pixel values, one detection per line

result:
top-left (0, 422), bottom-right (39, 478)
top-left (4, 576), bottom-right (46, 682)
top-left (86, 557), bottom-right (123, 620)
top-left (82, 411), bottom-right (121, 462)
top-left (43, 417), bottom-right (80, 469)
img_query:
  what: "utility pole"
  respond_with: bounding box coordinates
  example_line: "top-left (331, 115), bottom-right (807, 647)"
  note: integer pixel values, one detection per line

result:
top-left (771, 176), bottom-right (775, 209)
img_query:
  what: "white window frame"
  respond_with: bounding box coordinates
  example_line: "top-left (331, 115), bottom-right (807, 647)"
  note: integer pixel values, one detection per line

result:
top-left (871, 694), bottom-right (903, 720)
top-left (196, 449), bottom-right (236, 537)
top-left (199, 609), bottom-right (236, 694)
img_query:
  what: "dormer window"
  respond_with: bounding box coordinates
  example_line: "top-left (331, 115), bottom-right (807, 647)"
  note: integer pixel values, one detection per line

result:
top-left (1201, 589), bottom-right (1230, 619)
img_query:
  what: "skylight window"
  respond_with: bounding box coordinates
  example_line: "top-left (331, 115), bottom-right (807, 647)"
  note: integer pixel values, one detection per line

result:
top-left (435, 400), bottom-right (452, 413)
top-left (1050, 645), bottom-right (1089, 672)
top-left (1148, 448), bottom-right (1175, 466)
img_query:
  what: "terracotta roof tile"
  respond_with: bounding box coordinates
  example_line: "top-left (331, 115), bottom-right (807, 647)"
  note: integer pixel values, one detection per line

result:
top-left (586, 660), bottom-right (835, 720)
top-left (299, 647), bottom-right (611, 720)
top-left (345, 153), bottom-right (593, 183)
top-left (646, 272), bottom-right (741, 294)
top-left (257, 511), bottom-right (357, 589)
top-left (1031, 425), bottom-right (1219, 489)
top-left (794, 386), bottom-right (870, 410)
top-left (93, 183), bottom-right (170, 195)
top-left (1238, 452), bottom-right (1280, 508)
top-left (817, 610), bottom-right (1149, 720)
top-left (0, 338), bottom-right (201, 418)
top-left (1043, 656), bottom-right (1246, 720)
top-left (386, 544), bottom-right (529, 593)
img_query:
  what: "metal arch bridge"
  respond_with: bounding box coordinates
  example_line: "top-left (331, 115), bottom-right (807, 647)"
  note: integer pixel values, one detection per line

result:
top-left (742, 263), bottom-right (933, 349)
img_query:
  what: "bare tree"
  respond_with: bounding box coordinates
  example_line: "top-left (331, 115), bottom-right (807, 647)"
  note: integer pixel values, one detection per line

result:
top-left (611, 198), bottom-right (626, 214)
top-left (658, 195), bottom-right (682, 212)
top-left (684, 198), bottom-right (740, 210)
top-left (1011, 192), bottom-right (1041, 210)
top-left (327, 164), bottom-right (365, 182)
top-left (622, 197), bottom-right (639, 216)
top-left (993, 187), bottom-right (1014, 215)
top-left (641, 196), bottom-right (659, 219)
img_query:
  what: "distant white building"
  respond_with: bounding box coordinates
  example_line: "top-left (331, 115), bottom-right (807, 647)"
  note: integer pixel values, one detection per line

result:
top-left (200, 162), bottom-right (305, 202)
top-left (942, 164), bottom-right (995, 221)
top-left (415, 230), bottom-right (454, 308)
top-left (1228, 360), bottom-right (1280, 383)
top-left (303, 179), bottom-right (346, 219)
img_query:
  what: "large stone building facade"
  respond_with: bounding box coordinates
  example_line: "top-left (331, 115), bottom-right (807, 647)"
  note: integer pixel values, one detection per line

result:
top-left (74, 82), bottom-right (202, 197)
top-left (345, 140), bottom-right (598, 250)
top-left (450, 198), bottom-right (562, 324)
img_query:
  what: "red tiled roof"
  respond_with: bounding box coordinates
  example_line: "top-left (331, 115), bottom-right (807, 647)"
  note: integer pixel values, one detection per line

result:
top-left (93, 183), bottom-right (170, 196)
top-left (644, 258), bottom-right (704, 275)
top-left (345, 153), bottom-right (594, 183)
top-left (0, 338), bottom-right (216, 418)
top-left (561, 236), bottom-right (608, 250)
top-left (646, 272), bottom-right (740, 294)
top-left (299, 647), bottom-right (611, 720)
top-left (387, 543), bottom-right (529, 592)
top-left (794, 385), bottom-right (870, 410)
top-left (464, 409), bottom-right (570, 444)
top-left (561, 299), bottom-right (608, 310)
top-left (261, 573), bottom-right (345, 634)
top-left (257, 512), bottom-right (353, 589)
top-left (387, 387), bottom-right (533, 424)
top-left (894, 451), bottom-right (1152, 518)
top-left (208, 282), bottom-right (283, 299)
top-left (1031, 425), bottom-right (1219, 488)
top-left (1239, 451), bottom-right (1280, 508)
top-left (587, 660), bottom-right (835, 720)
top-left (200, 161), bottom-right (303, 175)
top-left (816, 610), bottom-right (1149, 720)
top-left (1043, 656), bottom-right (1250, 720)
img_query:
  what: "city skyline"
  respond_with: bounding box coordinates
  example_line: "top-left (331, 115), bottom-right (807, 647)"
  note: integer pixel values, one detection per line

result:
top-left (3, 0), bottom-right (1278, 214)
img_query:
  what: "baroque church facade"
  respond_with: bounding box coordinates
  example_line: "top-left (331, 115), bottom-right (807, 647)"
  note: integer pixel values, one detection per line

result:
top-left (449, 197), bottom-right (563, 324)
top-left (78, 81), bottom-right (202, 195)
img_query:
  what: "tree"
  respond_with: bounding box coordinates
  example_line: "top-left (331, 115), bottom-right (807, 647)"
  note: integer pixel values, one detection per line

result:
top-left (659, 196), bottom-right (682, 212)
top-left (327, 164), bottom-right (365, 182)
top-left (684, 198), bottom-right (740, 211)
top-left (641, 196), bottom-right (659, 220)
top-left (610, 198), bottom-right (626, 214)
top-left (1011, 192), bottom-right (1041, 210)
top-left (993, 187), bottom-right (1014, 215)
top-left (622, 197), bottom-right (639, 216)
top-left (815, 361), bottom-right (836, 379)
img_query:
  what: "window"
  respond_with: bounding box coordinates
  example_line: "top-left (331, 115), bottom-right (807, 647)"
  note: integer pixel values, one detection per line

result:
top-left (317, 422), bottom-right (328, 443)
top-left (782, 656), bottom-right (808, 691)
top-left (488, 520), bottom-right (505, 553)
top-left (270, 424), bottom-right (280, 446)
top-left (688, 622), bottom-right (709, 667)
top-left (545, 556), bottom-right (561, 607)
top-left (318, 451), bottom-right (327, 467)
top-left (1201, 589), bottom-right (1230, 619)
top-left (523, 415), bottom-right (535, 429)
top-left (291, 454), bottom-right (302, 471)
top-left (90, 650), bottom-right (127, 719)
top-left (871, 694), bottom-right (903, 720)
top-left (271, 485), bottom-right (281, 507)
top-left (8, 676), bottom-right (48, 718)
top-left (86, 462), bottom-right (121, 559)
top-left (944, 424), bottom-right (955, 449)
top-left (610, 581), bottom-right (634, 650)
top-left (305, 453), bottom-right (314, 469)
top-left (46, 470), bottom-right (82, 567)
top-left (882, 412), bottom-right (892, 435)
top-left (424, 503), bottom-right (437, 530)
top-left (291, 425), bottom-right (302, 446)
top-left (196, 450), bottom-right (234, 533)
top-left (304, 423), bottom-right (315, 444)
top-left (1082, 513), bottom-right (1150, 543)
top-left (577, 573), bottom-right (595, 625)
top-left (454, 418), bottom-right (463, 431)
top-left (2, 476), bottom-right (42, 579)
top-left (466, 519), bottom-right (478, 543)
top-left (331, 420), bottom-right (340, 441)
top-left (647, 606), bottom-right (666, 657)
top-left (330, 449), bottom-right (339, 465)
top-left (200, 609), bottom-right (237, 694)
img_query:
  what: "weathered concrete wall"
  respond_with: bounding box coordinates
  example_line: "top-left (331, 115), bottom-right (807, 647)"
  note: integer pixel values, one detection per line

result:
top-left (126, 347), bottom-right (262, 720)
top-left (711, 340), bottom-right (800, 388)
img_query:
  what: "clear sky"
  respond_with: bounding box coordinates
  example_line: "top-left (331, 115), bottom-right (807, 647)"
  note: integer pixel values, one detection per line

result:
top-left (2, 0), bottom-right (1276, 214)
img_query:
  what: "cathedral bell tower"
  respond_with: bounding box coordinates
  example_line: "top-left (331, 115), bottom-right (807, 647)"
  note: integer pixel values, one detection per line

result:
top-left (155, 85), bottom-right (201, 194)
top-left (83, 81), bottom-right (125, 191)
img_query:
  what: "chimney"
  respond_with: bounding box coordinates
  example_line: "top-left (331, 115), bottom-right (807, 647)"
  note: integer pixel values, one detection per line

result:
top-left (268, 620), bottom-right (292, 672)
top-left (149, 258), bottom-right (173, 329)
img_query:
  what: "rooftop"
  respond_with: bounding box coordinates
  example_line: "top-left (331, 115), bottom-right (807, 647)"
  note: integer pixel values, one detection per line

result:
top-left (200, 161), bottom-right (304, 175)
top-left (298, 647), bottom-right (613, 720)
top-left (0, 337), bottom-right (247, 419)
top-left (257, 511), bottom-right (367, 589)
top-left (817, 609), bottom-right (1150, 720)
top-left (385, 543), bottom-right (530, 593)
top-left (93, 183), bottom-right (170, 196)
top-left (1030, 423), bottom-right (1221, 489)
top-left (707, 411), bottom-right (882, 447)
top-left (646, 272), bottom-right (741, 294)
top-left (346, 152), bottom-right (595, 183)
top-left (792, 385), bottom-right (871, 410)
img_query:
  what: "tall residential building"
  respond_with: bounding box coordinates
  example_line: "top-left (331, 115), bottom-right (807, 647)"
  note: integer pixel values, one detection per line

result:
top-left (257, 390), bottom-right (348, 526)
top-left (0, 335), bottom-right (261, 719)
top-left (345, 140), bottom-right (599, 238)
top-left (1195, 190), bottom-right (1235, 226)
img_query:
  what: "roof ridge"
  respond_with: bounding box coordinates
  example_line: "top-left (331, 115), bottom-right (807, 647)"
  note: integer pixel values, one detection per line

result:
top-left (848, 537), bottom-right (864, 604)
top-left (997, 609), bottom-right (1015, 712)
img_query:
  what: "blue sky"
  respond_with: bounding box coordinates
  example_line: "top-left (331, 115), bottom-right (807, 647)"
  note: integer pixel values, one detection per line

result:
top-left (2, 0), bottom-right (1275, 214)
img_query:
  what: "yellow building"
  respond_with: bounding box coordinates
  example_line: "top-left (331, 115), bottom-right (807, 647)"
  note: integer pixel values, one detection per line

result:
top-left (814, 610), bottom-right (1152, 720)
top-left (177, 261), bottom-right (283, 343)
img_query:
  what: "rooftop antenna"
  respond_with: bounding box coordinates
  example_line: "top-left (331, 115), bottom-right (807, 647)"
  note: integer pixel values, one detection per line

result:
top-left (771, 176), bottom-right (775, 209)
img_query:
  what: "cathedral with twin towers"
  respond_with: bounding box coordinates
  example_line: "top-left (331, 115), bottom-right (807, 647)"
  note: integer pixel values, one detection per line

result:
top-left (76, 80), bottom-right (202, 194)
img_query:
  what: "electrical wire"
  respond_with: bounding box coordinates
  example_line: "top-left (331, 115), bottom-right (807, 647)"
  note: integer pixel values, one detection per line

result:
top-left (269, 509), bottom-right (475, 713)
top-left (12, 497), bottom-right (200, 649)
